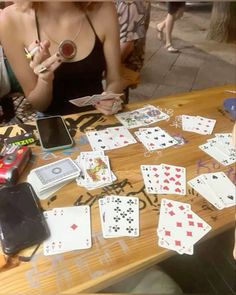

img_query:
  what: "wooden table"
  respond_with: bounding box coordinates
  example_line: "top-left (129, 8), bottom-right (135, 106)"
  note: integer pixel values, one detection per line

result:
top-left (0, 85), bottom-right (235, 294)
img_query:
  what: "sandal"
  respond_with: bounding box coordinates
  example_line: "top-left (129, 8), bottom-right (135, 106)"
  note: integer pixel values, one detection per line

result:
top-left (166, 44), bottom-right (179, 53)
top-left (156, 25), bottom-right (164, 41)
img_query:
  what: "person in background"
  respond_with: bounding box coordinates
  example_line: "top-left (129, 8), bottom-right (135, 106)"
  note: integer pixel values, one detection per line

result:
top-left (0, 1), bottom-right (123, 116)
top-left (115, 0), bottom-right (151, 90)
top-left (156, 2), bottom-right (185, 53)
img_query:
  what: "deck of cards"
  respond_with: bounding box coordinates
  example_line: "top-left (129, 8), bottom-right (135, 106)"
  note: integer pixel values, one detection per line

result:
top-left (188, 172), bottom-right (236, 210)
top-left (115, 105), bottom-right (169, 129)
top-left (27, 158), bottom-right (81, 200)
top-left (135, 127), bottom-right (178, 151)
top-left (75, 151), bottom-right (116, 190)
top-left (157, 199), bottom-right (212, 255)
top-left (86, 126), bottom-right (136, 151)
top-left (181, 115), bottom-right (216, 134)
top-left (141, 164), bottom-right (186, 195)
top-left (98, 195), bottom-right (139, 238)
top-left (43, 206), bottom-right (91, 255)
top-left (199, 133), bottom-right (236, 166)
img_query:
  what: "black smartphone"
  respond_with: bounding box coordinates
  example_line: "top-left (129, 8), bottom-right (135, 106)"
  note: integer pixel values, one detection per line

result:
top-left (35, 116), bottom-right (74, 151)
top-left (0, 183), bottom-right (49, 255)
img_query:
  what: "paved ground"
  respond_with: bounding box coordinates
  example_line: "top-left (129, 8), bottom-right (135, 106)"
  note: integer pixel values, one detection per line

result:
top-left (129, 3), bottom-right (236, 103)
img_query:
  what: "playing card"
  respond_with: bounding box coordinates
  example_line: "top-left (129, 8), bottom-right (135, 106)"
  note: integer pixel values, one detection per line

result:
top-left (157, 199), bottom-right (211, 254)
top-left (188, 175), bottom-right (225, 210)
top-left (115, 105), bottom-right (169, 129)
top-left (201, 172), bottom-right (236, 208)
top-left (199, 142), bottom-right (236, 166)
top-left (192, 116), bottom-right (216, 135)
top-left (140, 165), bottom-right (160, 194)
top-left (99, 195), bottom-right (139, 238)
top-left (69, 93), bottom-right (123, 107)
top-left (159, 164), bottom-right (186, 195)
top-left (86, 127), bottom-right (136, 151)
top-left (181, 115), bottom-right (197, 132)
top-left (135, 127), bottom-right (177, 151)
top-left (83, 155), bottom-right (112, 186)
top-left (181, 115), bottom-right (216, 135)
top-left (43, 206), bottom-right (91, 255)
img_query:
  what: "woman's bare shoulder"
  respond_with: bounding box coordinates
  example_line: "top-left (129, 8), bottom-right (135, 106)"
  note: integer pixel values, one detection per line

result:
top-left (0, 5), bottom-right (34, 42)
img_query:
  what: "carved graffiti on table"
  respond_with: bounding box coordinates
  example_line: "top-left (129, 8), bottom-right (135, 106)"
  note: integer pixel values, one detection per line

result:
top-left (45, 179), bottom-right (160, 212)
top-left (74, 179), bottom-right (159, 211)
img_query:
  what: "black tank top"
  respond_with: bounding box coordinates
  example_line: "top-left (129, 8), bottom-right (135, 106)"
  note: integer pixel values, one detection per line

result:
top-left (35, 12), bottom-right (106, 115)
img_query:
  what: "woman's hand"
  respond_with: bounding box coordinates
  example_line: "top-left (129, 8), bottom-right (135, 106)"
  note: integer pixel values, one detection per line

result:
top-left (94, 93), bottom-right (123, 115)
top-left (26, 40), bottom-right (63, 83)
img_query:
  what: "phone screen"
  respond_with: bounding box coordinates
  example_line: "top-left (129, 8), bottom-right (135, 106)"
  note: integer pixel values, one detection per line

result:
top-left (36, 116), bottom-right (73, 150)
top-left (0, 183), bottom-right (49, 254)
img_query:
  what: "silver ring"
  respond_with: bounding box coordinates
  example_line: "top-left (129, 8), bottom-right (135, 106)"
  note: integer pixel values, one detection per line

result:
top-left (34, 64), bottom-right (48, 75)
top-left (112, 100), bottom-right (121, 112)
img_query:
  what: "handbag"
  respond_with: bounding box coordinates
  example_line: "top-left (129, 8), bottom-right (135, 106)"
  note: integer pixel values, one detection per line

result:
top-left (0, 46), bottom-right (10, 98)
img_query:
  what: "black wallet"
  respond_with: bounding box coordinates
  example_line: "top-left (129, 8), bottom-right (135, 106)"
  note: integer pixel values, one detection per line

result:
top-left (0, 182), bottom-right (49, 255)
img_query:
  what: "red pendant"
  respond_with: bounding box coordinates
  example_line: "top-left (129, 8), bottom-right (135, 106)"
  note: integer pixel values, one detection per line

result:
top-left (59, 40), bottom-right (77, 60)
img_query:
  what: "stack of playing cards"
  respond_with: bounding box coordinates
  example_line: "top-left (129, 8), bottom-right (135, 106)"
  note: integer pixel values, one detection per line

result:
top-left (98, 195), bottom-right (139, 238)
top-left (188, 172), bottom-right (236, 210)
top-left (27, 158), bottom-right (81, 200)
top-left (181, 115), bottom-right (216, 134)
top-left (86, 126), bottom-right (136, 151)
top-left (141, 164), bottom-right (186, 195)
top-left (157, 198), bottom-right (212, 255)
top-left (69, 93), bottom-right (123, 107)
top-left (75, 151), bottom-right (116, 190)
top-left (135, 127), bottom-right (178, 151)
top-left (43, 206), bottom-right (91, 256)
top-left (115, 105), bottom-right (169, 129)
top-left (199, 133), bottom-right (236, 166)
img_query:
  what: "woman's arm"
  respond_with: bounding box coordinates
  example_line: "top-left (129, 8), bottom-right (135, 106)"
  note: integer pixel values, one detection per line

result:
top-left (0, 6), bottom-right (60, 111)
top-left (99, 2), bottom-right (122, 94)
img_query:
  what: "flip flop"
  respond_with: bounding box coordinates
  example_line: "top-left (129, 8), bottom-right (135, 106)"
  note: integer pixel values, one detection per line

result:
top-left (156, 25), bottom-right (163, 41)
top-left (166, 45), bottom-right (179, 53)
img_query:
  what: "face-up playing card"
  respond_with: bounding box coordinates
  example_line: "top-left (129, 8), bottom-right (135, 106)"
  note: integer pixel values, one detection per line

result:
top-left (199, 142), bottom-right (236, 166)
top-left (83, 155), bottom-right (112, 185)
top-left (157, 199), bottom-right (211, 255)
top-left (115, 105), bottom-right (169, 129)
top-left (86, 127), bottom-right (136, 151)
top-left (140, 165), bottom-right (160, 194)
top-left (188, 175), bottom-right (225, 210)
top-left (193, 116), bottom-right (216, 135)
top-left (181, 115), bottom-right (216, 135)
top-left (181, 115), bottom-right (197, 132)
top-left (135, 127), bottom-right (178, 151)
top-left (159, 164), bottom-right (186, 195)
top-left (201, 172), bottom-right (236, 208)
top-left (98, 195), bottom-right (139, 238)
top-left (75, 152), bottom-right (117, 190)
top-left (43, 206), bottom-right (91, 255)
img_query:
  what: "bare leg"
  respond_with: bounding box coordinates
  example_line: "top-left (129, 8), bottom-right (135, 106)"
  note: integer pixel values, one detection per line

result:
top-left (165, 13), bottom-right (175, 47)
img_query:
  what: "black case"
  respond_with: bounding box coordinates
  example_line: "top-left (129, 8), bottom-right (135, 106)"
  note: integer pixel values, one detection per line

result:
top-left (0, 182), bottom-right (49, 255)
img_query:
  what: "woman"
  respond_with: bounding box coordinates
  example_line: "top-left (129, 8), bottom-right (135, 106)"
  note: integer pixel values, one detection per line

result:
top-left (0, 1), bottom-right (123, 116)
top-left (156, 2), bottom-right (185, 53)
